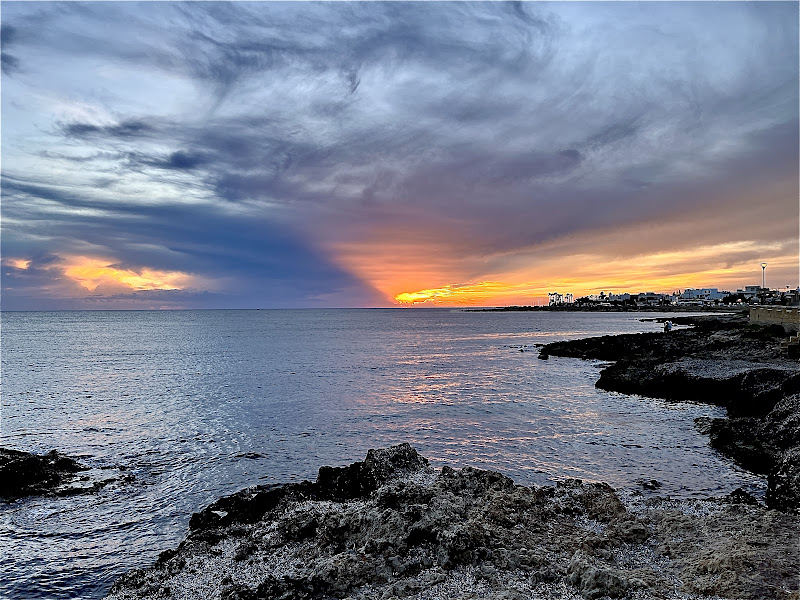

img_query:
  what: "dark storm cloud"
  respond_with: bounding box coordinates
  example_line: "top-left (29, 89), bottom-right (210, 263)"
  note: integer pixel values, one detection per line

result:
top-left (1, 172), bottom-right (385, 308)
top-left (2, 2), bottom-right (797, 306)
top-left (62, 120), bottom-right (154, 139)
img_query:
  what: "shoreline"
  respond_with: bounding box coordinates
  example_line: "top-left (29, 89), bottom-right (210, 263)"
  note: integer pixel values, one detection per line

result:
top-left (539, 312), bottom-right (800, 513)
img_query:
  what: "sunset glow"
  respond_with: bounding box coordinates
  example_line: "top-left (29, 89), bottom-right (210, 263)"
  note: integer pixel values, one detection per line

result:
top-left (4, 258), bottom-right (31, 270)
top-left (395, 282), bottom-right (509, 305)
top-left (388, 240), bottom-right (799, 307)
top-left (62, 257), bottom-right (194, 292)
top-left (2, 2), bottom-right (797, 309)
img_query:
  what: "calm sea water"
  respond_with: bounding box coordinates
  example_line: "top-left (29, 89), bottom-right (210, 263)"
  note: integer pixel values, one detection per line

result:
top-left (0, 309), bottom-right (762, 599)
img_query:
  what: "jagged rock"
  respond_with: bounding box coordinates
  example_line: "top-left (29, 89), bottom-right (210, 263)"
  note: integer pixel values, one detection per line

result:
top-left (567, 551), bottom-right (629, 598)
top-left (105, 445), bottom-right (800, 600)
top-left (767, 447), bottom-right (800, 513)
top-left (0, 447), bottom-right (88, 500)
top-left (316, 443), bottom-right (430, 500)
top-left (724, 487), bottom-right (760, 505)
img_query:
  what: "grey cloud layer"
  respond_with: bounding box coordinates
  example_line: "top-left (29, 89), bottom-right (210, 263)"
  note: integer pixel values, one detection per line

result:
top-left (1, 1), bottom-right (797, 307)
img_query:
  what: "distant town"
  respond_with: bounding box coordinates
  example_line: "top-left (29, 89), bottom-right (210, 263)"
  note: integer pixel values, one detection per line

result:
top-left (548, 285), bottom-right (800, 308)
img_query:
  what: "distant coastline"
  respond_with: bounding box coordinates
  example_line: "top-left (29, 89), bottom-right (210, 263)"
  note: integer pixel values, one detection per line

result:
top-left (467, 305), bottom-right (739, 313)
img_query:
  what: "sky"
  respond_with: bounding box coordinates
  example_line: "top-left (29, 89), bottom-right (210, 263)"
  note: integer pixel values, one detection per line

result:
top-left (1, 1), bottom-right (798, 309)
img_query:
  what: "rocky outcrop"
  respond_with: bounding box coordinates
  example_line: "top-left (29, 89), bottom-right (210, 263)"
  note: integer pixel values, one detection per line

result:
top-left (539, 314), bottom-right (800, 513)
top-left (0, 447), bottom-right (88, 500)
top-left (106, 445), bottom-right (800, 600)
top-left (596, 359), bottom-right (800, 417)
top-left (0, 447), bottom-right (132, 501)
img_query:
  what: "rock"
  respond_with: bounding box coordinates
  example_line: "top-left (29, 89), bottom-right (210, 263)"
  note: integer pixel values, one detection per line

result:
top-left (635, 479), bottom-right (662, 491)
top-left (596, 359), bottom-right (798, 417)
top-left (706, 417), bottom-right (775, 474)
top-left (0, 447), bottom-right (88, 500)
top-left (567, 550), bottom-right (628, 598)
top-left (105, 446), bottom-right (800, 600)
top-left (316, 443), bottom-right (430, 500)
top-left (724, 487), bottom-right (760, 506)
top-left (766, 447), bottom-right (800, 513)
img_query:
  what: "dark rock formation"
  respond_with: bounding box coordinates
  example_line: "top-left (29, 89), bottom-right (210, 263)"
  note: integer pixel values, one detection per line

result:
top-left (106, 445), bottom-right (800, 600)
top-left (0, 447), bottom-right (88, 500)
top-left (540, 314), bottom-right (800, 513)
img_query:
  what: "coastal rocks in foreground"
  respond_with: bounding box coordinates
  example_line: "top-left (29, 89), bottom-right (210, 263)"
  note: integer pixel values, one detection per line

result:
top-left (106, 445), bottom-right (800, 600)
top-left (0, 447), bottom-right (129, 500)
top-left (539, 314), bottom-right (800, 513)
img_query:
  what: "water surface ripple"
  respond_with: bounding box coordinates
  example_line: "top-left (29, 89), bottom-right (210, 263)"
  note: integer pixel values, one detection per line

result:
top-left (0, 309), bottom-right (762, 599)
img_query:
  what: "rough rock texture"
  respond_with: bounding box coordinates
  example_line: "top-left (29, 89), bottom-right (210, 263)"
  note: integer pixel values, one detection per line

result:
top-left (106, 445), bottom-right (800, 600)
top-left (0, 447), bottom-right (88, 500)
top-left (540, 314), bottom-right (800, 512)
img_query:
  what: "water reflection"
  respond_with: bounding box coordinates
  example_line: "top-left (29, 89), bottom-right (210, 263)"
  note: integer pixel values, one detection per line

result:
top-left (1, 309), bottom-right (761, 599)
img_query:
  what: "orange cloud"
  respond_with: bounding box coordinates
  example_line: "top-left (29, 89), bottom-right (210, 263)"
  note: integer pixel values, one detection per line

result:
top-left (3, 258), bottom-right (32, 270)
top-left (394, 281), bottom-right (533, 305)
top-left (61, 256), bottom-right (194, 293)
top-left (378, 239), bottom-right (798, 307)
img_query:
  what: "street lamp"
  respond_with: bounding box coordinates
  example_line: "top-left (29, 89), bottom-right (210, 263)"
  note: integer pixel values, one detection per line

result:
top-left (761, 262), bottom-right (767, 289)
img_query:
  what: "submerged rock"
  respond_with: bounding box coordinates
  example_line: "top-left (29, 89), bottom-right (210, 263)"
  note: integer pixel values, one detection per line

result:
top-left (106, 445), bottom-right (800, 600)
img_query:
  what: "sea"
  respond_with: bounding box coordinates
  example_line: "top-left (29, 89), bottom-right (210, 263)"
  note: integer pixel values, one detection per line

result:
top-left (0, 309), bottom-right (764, 599)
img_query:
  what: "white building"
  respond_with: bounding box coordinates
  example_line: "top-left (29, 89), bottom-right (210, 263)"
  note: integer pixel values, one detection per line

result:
top-left (608, 293), bottom-right (631, 302)
top-left (679, 288), bottom-right (726, 301)
top-left (737, 285), bottom-right (763, 299)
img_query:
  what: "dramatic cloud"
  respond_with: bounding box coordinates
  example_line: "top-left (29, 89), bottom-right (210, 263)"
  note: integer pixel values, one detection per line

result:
top-left (1, 2), bottom-right (797, 308)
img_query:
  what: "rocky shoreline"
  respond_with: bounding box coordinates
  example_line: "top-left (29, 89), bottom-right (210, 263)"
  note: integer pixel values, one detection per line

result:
top-left (106, 444), bottom-right (798, 600)
top-left (539, 312), bottom-right (800, 512)
top-left (26, 312), bottom-right (799, 599)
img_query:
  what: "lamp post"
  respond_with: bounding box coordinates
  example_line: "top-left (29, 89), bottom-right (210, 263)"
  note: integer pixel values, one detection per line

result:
top-left (761, 262), bottom-right (767, 290)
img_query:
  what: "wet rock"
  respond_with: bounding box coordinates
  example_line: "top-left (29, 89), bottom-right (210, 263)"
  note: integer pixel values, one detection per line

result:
top-left (706, 417), bottom-right (775, 474)
top-left (635, 479), bottom-right (662, 491)
top-left (0, 447), bottom-right (88, 500)
top-left (596, 359), bottom-right (798, 417)
top-left (724, 487), bottom-right (760, 506)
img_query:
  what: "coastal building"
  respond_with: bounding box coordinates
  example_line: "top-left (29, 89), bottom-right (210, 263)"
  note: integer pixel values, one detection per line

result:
top-left (570, 285), bottom-right (794, 308)
top-left (634, 292), bottom-right (672, 306)
top-left (608, 293), bottom-right (631, 302)
top-left (673, 288), bottom-right (731, 306)
top-left (736, 285), bottom-right (763, 299)
top-left (679, 288), bottom-right (726, 301)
